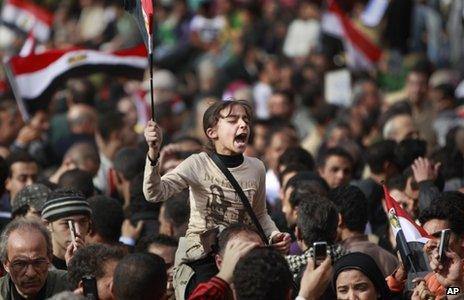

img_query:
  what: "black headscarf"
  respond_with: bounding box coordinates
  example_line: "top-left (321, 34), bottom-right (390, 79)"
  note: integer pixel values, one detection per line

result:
top-left (332, 252), bottom-right (392, 300)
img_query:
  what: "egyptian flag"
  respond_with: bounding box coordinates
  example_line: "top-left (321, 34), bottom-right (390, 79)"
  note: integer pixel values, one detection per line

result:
top-left (383, 185), bottom-right (430, 273)
top-left (0, 0), bottom-right (54, 42)
top-left (123, 0), bottom-right (154, 53)
top-left (321, 0), bottom-right (382, 70)
top-left (4, 44), bottom-right (148, 119)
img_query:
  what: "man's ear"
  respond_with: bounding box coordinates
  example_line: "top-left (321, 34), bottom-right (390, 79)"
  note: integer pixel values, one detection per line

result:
top-left (214, 253), bottom-right (223, 270)
top-left (206, 127), bottom-right (218, 140)
top-left (110, 280), bottom-right (116, 298)
top-left (3, 262), bottom-right (9, 274)
top-left (338, 213), bottom-right (344, 228)
top-left (5, 177), bottom-right (11, 193)
top-left (44, 220), bottom-right (53, 233)
top-left (317, 166), bottom-right (324, 176)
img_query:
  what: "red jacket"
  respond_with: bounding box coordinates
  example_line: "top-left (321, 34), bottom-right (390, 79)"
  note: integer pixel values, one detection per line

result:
top-left (188, 276), bottom-right (231, 300)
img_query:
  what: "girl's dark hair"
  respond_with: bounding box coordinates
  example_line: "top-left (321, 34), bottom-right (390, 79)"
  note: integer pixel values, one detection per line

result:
top-left (202, 100), bottom-right (253, 148)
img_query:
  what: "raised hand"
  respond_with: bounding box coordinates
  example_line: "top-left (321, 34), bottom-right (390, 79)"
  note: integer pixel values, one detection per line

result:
top-left (144, 120), bottom-right (163, 161)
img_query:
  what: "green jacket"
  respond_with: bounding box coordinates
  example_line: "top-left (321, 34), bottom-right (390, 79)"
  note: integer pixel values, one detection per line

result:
top-left (0, 269), bottom-right (69, 299)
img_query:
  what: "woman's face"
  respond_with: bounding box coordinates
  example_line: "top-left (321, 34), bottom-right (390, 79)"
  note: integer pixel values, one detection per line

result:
top-left (336, 269), bottom-right (378, 300)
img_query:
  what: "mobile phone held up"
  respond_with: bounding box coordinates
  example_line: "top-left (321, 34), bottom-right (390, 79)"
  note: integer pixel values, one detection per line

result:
top-left (313, 241), bottom-right (328, 267)
top-left (82, 275), bottom-right (99, 300)
top-left (439, 229), bottom-right (451, 263)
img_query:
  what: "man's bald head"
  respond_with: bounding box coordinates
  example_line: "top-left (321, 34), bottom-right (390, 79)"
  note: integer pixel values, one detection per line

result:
top-left (67, 104), bottom-right (97, 135)
top-left (64, 143), bottom-right (100, 176)
top-left (383, 114), bottom-right (419, 142)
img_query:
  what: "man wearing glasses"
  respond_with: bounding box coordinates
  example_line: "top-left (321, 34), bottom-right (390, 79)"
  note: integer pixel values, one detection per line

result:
top-left (0, 218), bottom-right (68, 299)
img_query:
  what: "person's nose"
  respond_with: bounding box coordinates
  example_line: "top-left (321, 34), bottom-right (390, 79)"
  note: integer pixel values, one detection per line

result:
top-left (25, 177), bottom-right (34, 186)
top-left (347, 289), bottom-right (358, 300)
top-left (238, 118), bottom-right (247, 128)
top-left (24, 264), bottom-right (38, 277)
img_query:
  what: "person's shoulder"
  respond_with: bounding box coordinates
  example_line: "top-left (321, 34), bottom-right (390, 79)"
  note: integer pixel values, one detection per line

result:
top-left (0, 273), bottom-right (9, 297)
top-left (48, 268), bottom-right (68, 281)
top-left (46, 269), bottom-right (69, 294)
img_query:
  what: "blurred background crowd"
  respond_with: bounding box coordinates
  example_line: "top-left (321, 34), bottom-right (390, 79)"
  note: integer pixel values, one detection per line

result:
top-left (0, 0), bottom-right (464, 299)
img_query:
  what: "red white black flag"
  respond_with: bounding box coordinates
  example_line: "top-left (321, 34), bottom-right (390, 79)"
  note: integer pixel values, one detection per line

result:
top-left (321, 0), bottom-right (382, 70)
top-left (4, 44), bottom-right (148, 119)
top-left (123, 0), bottom-right (155, 53)
top-left (384, 185), bottom-right (430, 244)
top-left (0, 0), bottom-right (54, 42)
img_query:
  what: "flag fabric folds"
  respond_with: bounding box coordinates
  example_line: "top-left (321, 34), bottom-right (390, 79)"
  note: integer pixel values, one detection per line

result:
top-left (4, 44), bottom-right (148, 118)
top-left (124, 0), bottom-right (155, 53)
top-left (383, 185), bottom-right (430, 244)
top-left (0, 0), bottom-right (54, 42)
top-left (321, 0), bottom-right (383, 70)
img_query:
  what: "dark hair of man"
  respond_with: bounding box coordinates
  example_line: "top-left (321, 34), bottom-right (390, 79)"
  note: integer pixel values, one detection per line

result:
top-left (217, 223), bottom-right (258, 255)
top-left (0, 157), bottom-right (7, 195)
top-left (58, 169), bottom-right (94, 198)
top-left (316, 147), bottom-right (354, 169)
top-left (88, 196), bottom-right (124, 244)
top-left (434, 83), bottom-right (456, 103)
top-left (135, 234), bottom-right (178, 253)
top-left (386, 173), bottom-right (408, 192)
top-left (278, 164), bottom-right (312, 186)
top-left (366, 140), bottom-right (397, 174)
top-left (431, 146), bottom-right (464, 180)
top-left (394, 139), bottom-right (427, 171)
top-left (98, 111), bottom-right (125, 143)
top-left (272, 89), bottom-right (295, 105)
top-left (285, 171), bottom-right (329, 195)
top-left (409, 60), bottom-right (432, 79)
top-left (288, 181), bottom-right (326, 210)
top-left (312, 103), bottom-right (338, 126)
top-left (113, 253), bottom-right (167, 300)
top-left (67, 78), bottom-right (96, 106)
top-left (278, 146), bottom-right (315, 172)
top-left (297, 195), bottom-right (338, 246)
top-left (163, 189), bottom-right (190, 229)
top-left (264, 122), bottom-right (298, 149)
top-left (249, 119), bottom-right (270, 145)
top-left (129, 173), bottom-right (160, 215)
top-left (6, 151), bottom-right (37, 177)
top-left (419, 192), bottom-right (464, 236)
top-left (67, 244), bottom-right (126, 289)
top-left (328, 185), bottom-right (368, 233)
top-left (113, 147), bottom-right (145, 181)
top-left (233, 247), bottom-right (292, 300)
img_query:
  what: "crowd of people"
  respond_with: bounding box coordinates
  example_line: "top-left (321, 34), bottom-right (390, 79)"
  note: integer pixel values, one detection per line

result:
top-left (1, 0), bottom-right (464, 299)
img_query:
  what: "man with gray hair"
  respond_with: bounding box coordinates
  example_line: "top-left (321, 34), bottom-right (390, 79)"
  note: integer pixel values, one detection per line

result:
top-left (0, 218), bottom-right (68, 299)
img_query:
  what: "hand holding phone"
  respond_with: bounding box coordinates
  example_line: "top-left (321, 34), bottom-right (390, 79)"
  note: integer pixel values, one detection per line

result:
top-left (82, 275), bottom-right (99, 300)
top-left (438, 229), bottom-right (451, 263)
top-left (313, 241), bottom-right (328, 268)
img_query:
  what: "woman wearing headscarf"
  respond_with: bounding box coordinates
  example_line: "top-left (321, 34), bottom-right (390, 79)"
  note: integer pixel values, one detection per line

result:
top-left (332, 252), bottom-right (393, 300)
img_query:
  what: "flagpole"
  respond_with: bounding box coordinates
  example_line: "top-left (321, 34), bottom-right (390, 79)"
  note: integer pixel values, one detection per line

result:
top-left (3, 59), bottom-right (30, 121)
top-left (149, 0), bottom-right (155, 121)
top-left (149, 46), bottom-right (155, 121)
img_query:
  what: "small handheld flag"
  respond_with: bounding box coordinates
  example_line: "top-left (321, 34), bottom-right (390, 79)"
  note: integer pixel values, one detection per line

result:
top-left (123, 0), bottom-right (156, 121)
top-left (383, 185), bottom-right (431, 286)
